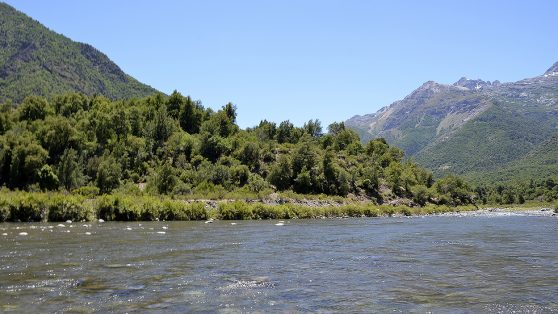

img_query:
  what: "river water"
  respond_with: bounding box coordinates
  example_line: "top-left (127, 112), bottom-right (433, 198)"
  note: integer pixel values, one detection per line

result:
top-left (1, 215), bottom-right (557, 312)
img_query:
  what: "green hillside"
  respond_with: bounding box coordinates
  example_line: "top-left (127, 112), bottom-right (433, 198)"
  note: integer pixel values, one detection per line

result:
top-left (467, 134), bottom-right (558, 184)
top-left (347, 65), bottom-right (558, 184)
top-left (0, 3), bottom-right (157, 103)
top-left (414, 101), bottom-right (558, 176)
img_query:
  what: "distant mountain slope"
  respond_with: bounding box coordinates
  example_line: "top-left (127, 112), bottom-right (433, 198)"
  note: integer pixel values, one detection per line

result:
top-left (466, 134), bottom-right (558, 184)
top-left (0, 3), bottom-right (157, 103)
top-left (346, 62), bottom-right (558, 183)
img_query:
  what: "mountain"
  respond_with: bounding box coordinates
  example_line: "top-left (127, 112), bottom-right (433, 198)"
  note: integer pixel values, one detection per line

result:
top-left (467, 135), bottom-right (558, 184)
top-left (0, 3), bottom-right (157, 103)
top-left (346, 62), bottom-right (558, 183)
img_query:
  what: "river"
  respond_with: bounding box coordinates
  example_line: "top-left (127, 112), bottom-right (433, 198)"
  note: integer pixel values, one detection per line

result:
top-left (1, 214), bottom-right (557, 312)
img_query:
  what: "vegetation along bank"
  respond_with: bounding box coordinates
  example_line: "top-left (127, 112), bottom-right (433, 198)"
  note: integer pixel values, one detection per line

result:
top-left (1, 92), bottom-right (557, 222)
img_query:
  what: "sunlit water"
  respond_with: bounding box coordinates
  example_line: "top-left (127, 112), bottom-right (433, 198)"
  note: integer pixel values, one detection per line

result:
top-left (1, 215), bottom-right (557, 312)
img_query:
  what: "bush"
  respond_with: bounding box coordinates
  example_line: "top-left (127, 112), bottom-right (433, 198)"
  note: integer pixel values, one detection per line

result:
top-left (73, 186), bottom-right (100, 197)
top-left (251, 203), bottom-right (284, 219)
top-left (47, 194), bottom-right (93, 222)
top-left (8, 193), bottom-right (48, 222)
top-left (96, 195), bottom-right (142, 221)
top-left (95, 195), bottom-right (208, 221)
top-left (218, 201), bottom-right (253, 220)
top-left (160, 201), bottom-right (207, 221)
top-left (0, 191), bottom-right (476, 222)
top-left (0, 198), bottom-right (11, 222)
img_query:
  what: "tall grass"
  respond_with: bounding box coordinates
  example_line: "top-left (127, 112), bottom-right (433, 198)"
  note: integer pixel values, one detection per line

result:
top-left (0, 191), bottom-right (93, 222)
top-left (94, 195), bottom-right (208, 221)
top-left (0, 191), bottom-right (208, 222)
top-left (0, 191), bottom-right (476, 222)
top-left (216, 201), bottom-right (475, 220)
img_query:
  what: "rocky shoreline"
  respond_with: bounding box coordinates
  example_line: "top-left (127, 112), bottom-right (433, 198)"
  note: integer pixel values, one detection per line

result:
top-left (434, 207), bottom-right (556, 217)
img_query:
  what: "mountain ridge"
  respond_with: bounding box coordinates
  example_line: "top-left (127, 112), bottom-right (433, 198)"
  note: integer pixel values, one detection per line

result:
top-left (346, 62), bottom-right (558, 183)
top-left (0, 2), bottom-right (158, 103)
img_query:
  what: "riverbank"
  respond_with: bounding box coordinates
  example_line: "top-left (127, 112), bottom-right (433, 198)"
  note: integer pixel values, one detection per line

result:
top-left (0, 191), bottom-right (555, 222)
top-left (434, 207), bottom-right (557, 217)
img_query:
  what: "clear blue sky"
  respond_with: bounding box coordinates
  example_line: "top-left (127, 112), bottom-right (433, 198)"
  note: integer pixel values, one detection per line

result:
top-left (5, 0), bottom-right (558, 128)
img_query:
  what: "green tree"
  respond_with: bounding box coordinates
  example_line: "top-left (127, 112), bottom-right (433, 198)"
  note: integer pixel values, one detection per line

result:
top-left (224, 102), bottom-right (237, 122)
top-left (359, 165), bottom-right (380, 195)
top-left (8, 139), bottom-right (48, 189)
top-left (333, 129), bottom-right (360, 151)
top-left (199, 133), bottom-right (228, 162)
top-left (433, 174), bottom-right (472, 205)
top-left (18, 96), bottom-right (51, 121)
top-left (327, 122), bottom-right (345, 135)
top-left (93, 112), bottom-right (116, 146)
top-left (400, 163), bottom-right (419, 195)
top-left (146, 106), bottom-right (175, 152)
top-left (231, 165), bottom-right (250, 186)
top-left (200, 110), bottom-right (237, 138)
top-left (179, 97), bottom-right (203, 134)
top-left (277, 120), bottom-right (297, 144)
top-left (322, 151), bottom-right (338, 194)
top-left (337, 169), bottom-right (350, 196)
top-left (239, 141), bottom-right (260, 170)
top-left (411, 185), bottom-right (430, 206)
top-left (37, 164), bottom-right (59, 191)
top-left (111, 108), bottom-right (130, 140)
top-left (255, 120), bottom-right (276, 141)
top-left (268, 155), bottom-right (293, 190)
top-left (365, 138), bottom-right (389, 162)
top-left (303, 119), bottom-right (323, 137)
top-left (38, 116), bottom-right (79, 162)
top-left (292, 144), bottom-right (318, 176)
top-left (57, 148), bottom-right (82, 190)
top-left (153, 161), bottom-right (177, 194)
top-left (294, 167), bottom-right (313, 194)
top-left (166, 90), bottom-right (184, 119)
top-left (163, 131), bottom-right (197, 165)
top-left (0, 109), bottom-right (11, 135)
top-left (52, 93), bottom-right (89, 117)
top-left (96, 156), bottom-right (122, 194)
top-left (385, 162), bottom-right (403, 195)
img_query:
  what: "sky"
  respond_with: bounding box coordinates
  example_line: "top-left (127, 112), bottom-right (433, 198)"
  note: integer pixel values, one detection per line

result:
top-left (5, 0), bottom-right (558, 128)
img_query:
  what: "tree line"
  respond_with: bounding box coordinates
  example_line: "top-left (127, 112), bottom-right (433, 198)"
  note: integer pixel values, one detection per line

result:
top-left (1, 91), bottom-right (554, 206)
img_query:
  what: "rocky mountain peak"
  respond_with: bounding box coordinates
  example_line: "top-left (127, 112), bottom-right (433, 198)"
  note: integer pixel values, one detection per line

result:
top-left (414, 81), bottom-right (445, 94)
top-left (418, 80), bottom-right (439, 89)
top-left (544, 61), bottom-right (558, 76)
top-left (453, 77), bottom-right (492, 90)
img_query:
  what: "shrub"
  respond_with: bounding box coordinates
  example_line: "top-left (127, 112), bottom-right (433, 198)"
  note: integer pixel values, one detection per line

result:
top-left (47, 194), bottom-right (93, 222)
top-left (0, 197), bottom-right (11, 222)
top-left (73, 186), bottom-right (100, 197)
top-left (218, 201), bottom-right (253, 220)
top-left (160, 200), bottom-right (207, 221)
top-left (96, 195), bottom-right (142, 221)
top-left (9, 193), bottom-right (48, 222)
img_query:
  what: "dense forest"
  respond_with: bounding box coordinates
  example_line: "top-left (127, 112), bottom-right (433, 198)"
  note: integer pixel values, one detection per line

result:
top-left (0, 91), bottom-right (476, 206)
top-left (0, 92), bottom-right (557, 211)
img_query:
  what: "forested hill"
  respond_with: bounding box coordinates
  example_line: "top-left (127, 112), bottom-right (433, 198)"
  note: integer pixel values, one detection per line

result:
top-left (0, 91), bottom-right (477, 206)
top-left (0, 3), bottom-right (157, 103)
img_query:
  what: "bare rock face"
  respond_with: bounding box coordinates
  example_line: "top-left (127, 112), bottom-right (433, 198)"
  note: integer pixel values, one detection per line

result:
top-left (453, 77), bottom-right (494, 91)
top-left (545, 62), bottom-right (558, 75)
